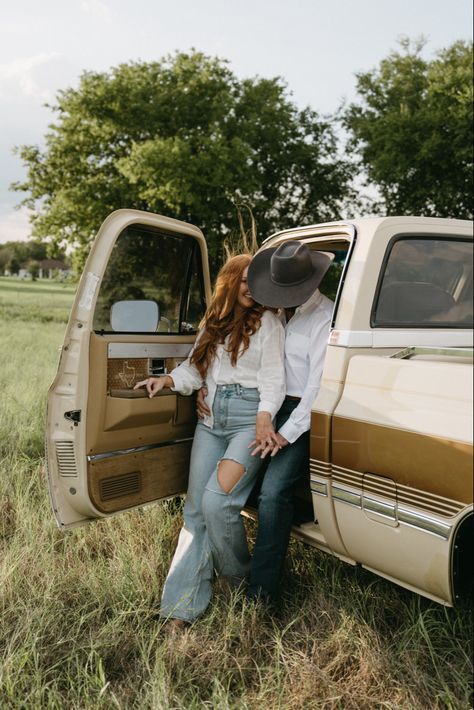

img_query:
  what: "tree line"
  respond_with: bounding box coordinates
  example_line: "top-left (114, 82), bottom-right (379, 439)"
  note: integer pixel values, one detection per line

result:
top-left (0, 240), bottom-right (67, 278)
top-left (11, 38), bottom-right (473, 273)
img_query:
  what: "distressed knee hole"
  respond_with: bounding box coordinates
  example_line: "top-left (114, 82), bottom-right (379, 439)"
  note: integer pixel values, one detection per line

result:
top-left (217, 458), bottom-right (246, 494)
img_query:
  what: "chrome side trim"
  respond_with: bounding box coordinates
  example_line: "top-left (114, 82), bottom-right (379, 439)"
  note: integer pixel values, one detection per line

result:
top-left (398, 507), bottom-right (452, 540)
top-left (391, 346), bottom-right (473, 360)
top-left (363, 496), bottom-right (396, 519)
top-left (332, 486), bottom-right (452, 539)
top-left (332, 485), bottom-right (362, 508)
top-left (310, 480), bottom-right (328, 497)
top-left (108, 343), bottom-right (193, 359)
top-left (311, 456), bottom-right (459, 539)
top-left (88, 437), bottom-right (193, 462)
top-left (312, 458), bottom-right (465, 518)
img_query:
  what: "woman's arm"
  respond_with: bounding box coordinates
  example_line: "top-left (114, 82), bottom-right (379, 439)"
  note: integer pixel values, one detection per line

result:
top-left (133, 375), bottom-right (174, 398)
top-left (134, 331), bottom-right (204, 397)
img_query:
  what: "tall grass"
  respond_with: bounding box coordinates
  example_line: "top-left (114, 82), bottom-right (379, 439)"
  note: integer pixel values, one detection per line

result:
top-left (0, 278), bottom-right (472, 709)
top-left (0, 276), bottom-right (75, 324)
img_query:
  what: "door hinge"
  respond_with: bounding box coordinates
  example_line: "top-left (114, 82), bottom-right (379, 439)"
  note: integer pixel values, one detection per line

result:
top-left (64, 410), bottom-right (81, 426)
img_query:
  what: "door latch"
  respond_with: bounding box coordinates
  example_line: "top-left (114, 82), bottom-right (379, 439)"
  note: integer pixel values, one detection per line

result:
top-left (64, 410), bottom-right (81, 426)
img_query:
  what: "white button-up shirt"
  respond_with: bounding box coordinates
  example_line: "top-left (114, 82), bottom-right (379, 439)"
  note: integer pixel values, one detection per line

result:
top-left (278, 289), bottom-right (333, 444)
top-left (170, 310), bottom-right (286, 428)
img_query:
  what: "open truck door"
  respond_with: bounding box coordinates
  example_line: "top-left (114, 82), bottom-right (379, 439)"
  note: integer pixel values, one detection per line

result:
top-left (46, 209), bottom-right (211, 529)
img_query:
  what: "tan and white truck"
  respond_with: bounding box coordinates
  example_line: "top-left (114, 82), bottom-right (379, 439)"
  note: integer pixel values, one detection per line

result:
top-left (46, 211), bottom-right (473, 606)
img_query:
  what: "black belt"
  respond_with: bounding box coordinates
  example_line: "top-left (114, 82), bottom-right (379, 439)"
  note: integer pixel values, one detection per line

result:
top-left (285, 395), bottom-right (301, 402)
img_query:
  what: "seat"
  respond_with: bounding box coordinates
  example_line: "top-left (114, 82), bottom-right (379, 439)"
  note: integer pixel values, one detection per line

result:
top-left (375, 281), bottom-right (456, 324)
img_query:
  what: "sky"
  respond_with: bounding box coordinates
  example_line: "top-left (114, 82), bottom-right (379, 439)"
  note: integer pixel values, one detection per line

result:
top-left (0, 0), bottom-right (472, 244)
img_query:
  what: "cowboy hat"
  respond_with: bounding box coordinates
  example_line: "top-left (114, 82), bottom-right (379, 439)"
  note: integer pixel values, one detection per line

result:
top-left (248, 241), bottom-right (333, 308)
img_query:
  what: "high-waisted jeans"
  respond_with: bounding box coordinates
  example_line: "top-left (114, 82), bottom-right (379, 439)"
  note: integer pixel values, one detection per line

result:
top-left (160, 384), bottom-right (263, 622)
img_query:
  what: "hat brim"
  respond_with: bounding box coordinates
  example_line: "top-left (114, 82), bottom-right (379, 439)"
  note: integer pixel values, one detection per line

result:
top-left (248, 247), bottom-right (334, 308)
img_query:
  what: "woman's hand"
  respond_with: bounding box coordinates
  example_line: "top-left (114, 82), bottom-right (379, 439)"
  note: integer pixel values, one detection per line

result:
top-left (133, 375), bottom-right (174, 398)
top-left (249, 412), bottom-right (281, 458)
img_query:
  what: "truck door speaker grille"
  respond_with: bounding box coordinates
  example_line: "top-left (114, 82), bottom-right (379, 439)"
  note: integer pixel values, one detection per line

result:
top-left (100, 472), bottom-right (142, 501)
top-left (55, 441), bottom-right (78, 477)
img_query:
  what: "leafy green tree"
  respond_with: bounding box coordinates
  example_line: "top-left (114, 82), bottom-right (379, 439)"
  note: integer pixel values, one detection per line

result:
top-left (27, 259), bottom-right (40, 280)
top-left (344, 39), bottom-right (473, 218)
top-left (13, 241), bottom-right (47, 263)
top-left (6, 257), bottom-right (20, 276)
top-left (0, 247), bottom-right (14, 273)
top-left (12, 51), bottom-right (354, 272)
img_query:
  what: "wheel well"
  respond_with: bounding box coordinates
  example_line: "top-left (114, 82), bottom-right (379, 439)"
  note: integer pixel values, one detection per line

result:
top-left (452, 513), bottom-right (473, 604)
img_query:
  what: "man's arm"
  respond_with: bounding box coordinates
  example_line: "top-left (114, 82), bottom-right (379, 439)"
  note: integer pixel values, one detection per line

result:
top-left (252, 310), bottom-right (331, 457)
top-left (278, 311), bottom-right (331, 445)
top-left (196, 386), bottom-right (210, 418)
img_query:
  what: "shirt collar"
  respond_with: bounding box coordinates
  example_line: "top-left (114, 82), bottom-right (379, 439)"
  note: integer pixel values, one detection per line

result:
top-left (295, 288), bottom-right (322, 315)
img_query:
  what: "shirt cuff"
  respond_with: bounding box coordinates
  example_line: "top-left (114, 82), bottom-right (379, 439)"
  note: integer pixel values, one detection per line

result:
top-left (278, 418), bottom-right (304, 444)
top-left (169, 369), bottom-right (191, 395)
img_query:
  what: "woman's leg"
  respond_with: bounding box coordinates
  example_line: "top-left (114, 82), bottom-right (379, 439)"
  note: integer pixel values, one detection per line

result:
top-left (160, 422), bottom-right (226, 622)
top-left (201, 391), bottom-right (264, 582)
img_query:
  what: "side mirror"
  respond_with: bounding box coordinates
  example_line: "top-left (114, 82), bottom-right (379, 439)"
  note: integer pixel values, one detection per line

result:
top-left (110, 300), bottom-right (159, 332)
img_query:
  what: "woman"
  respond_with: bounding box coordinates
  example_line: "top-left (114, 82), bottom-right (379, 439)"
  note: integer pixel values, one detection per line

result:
top-left (134, 254), bottom-right (285, 626)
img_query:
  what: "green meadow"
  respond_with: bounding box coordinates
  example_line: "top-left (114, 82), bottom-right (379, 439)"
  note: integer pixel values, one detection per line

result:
top-left (0, 276), bottom-right (472, 709)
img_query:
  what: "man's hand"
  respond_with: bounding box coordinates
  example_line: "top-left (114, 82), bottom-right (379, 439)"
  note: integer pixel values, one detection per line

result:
top-left (248, 412), bottom-right (280, 458)
top-left (133, 375), bottom-right (173, 398)
top-left (249, 424), bottom-right (289, 458)
top-left (270, 432), bottom-right (289, 456)
top-left (196, 386), bottom-right (210, 418)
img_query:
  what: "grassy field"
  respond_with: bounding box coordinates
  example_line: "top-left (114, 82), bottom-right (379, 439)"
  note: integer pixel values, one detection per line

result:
top-left (0, 276), bottom-right (472, 709)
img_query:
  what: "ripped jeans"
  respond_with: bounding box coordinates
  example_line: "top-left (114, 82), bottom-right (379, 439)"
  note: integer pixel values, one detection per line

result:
top-left (160, 384), bottom-right (263, 622)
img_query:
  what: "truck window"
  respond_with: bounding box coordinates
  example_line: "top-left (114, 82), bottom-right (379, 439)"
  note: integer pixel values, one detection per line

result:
top-left (372, 237), bottom-right (473, 328)
top-left (93, 225), bottom-right (206, 334)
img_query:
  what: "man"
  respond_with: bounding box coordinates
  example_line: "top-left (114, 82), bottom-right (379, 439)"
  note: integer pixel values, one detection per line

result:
top-left (245, 241), bottom-right (333, 605)
top-left (198, 241), bottom-right (333, 606)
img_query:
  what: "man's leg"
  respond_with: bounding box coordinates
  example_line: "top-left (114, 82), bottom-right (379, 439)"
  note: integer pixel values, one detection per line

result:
top-left (247, 399), bottom-right (309, 604)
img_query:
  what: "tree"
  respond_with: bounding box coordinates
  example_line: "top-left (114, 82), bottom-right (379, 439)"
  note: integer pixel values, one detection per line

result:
top-left (12, 51), bottom-right (354, 273)
top-left (6, 257), bottom-right (20, 276)
top-left (343, 39), bottom-right (473, 218)
top-left (0, 247), bottom-right (13, 273)
top-left (27, 259), bottom-right (40, 280)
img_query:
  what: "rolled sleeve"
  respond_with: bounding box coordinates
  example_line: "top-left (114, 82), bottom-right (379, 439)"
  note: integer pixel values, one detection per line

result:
top-left (169, 360), bottom-right (203, 395)
top-left (169, 339), bottom-right (204, 395)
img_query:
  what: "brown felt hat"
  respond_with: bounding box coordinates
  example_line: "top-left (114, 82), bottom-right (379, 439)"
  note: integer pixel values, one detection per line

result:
top-left (248, 241), bottom-right (333, 308)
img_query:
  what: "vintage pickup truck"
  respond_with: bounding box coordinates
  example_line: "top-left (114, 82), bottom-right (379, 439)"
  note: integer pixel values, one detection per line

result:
top-left (46, 211), bottom-right (473, 606)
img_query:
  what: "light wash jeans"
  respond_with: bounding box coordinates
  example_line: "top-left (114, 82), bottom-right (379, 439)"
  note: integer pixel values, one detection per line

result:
top-left (160, 384), bottom-right (263, 622)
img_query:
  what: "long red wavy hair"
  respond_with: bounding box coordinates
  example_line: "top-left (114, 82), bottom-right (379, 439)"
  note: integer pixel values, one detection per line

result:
top-left (190, 254), bottom-right (264, 379)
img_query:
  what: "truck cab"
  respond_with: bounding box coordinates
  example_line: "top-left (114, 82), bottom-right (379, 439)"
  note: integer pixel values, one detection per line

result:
top-left (46, 211), bottom-right (473, 606)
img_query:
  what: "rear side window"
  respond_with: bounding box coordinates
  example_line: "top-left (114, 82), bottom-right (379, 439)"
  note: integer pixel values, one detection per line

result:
top-left (93, 225), bottom-right (206, 334)
top-left (372, 237), bottom-right (473, 328)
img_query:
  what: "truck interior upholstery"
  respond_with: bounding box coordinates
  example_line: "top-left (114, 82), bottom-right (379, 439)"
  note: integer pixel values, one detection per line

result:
top-left (376, 281), bottom-right (456, 323)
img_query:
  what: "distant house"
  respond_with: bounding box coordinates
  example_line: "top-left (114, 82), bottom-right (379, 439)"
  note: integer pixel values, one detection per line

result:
top-left (4, 258), bottom-right (70, 279)
top-left (38, 259), bottom-right (70, 279)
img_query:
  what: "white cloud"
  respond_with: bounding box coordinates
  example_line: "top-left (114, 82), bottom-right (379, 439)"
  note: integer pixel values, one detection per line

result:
top-left (80, 0), bottom-right (111, 19)
top-left (0, 208), bottom-right (32, 244)
top-left (0, 53), bottom-right (61, 101)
